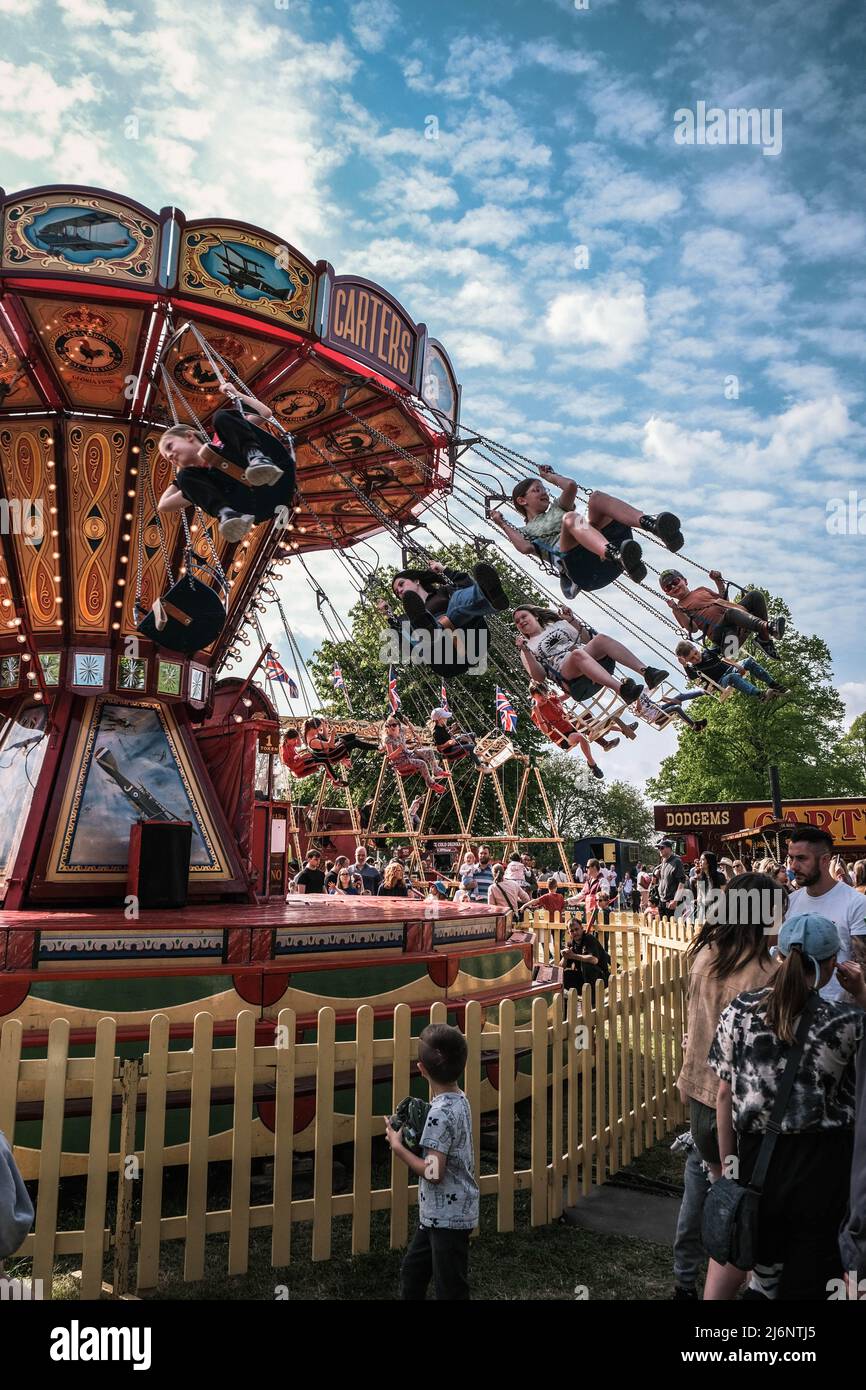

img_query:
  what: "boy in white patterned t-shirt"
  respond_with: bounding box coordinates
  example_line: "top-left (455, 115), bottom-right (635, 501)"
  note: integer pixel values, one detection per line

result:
top-left (385, 1023), bottom-right (479, 1300)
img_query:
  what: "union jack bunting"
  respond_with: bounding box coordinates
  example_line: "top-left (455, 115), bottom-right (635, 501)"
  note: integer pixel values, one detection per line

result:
top-left (496, 686), bottom-right (517, 733)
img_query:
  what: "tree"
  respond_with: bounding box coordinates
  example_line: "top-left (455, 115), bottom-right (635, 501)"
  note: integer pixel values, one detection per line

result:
top-left (837, 712), bottom-right (866, 790)
top-left (303, 539), bottom-right (553, 835)
top-left (646, 594), bottom-right (865, 804)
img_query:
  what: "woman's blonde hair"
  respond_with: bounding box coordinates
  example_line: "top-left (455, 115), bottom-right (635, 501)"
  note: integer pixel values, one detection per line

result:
top-left (383, 861), bottom-right (405, 888)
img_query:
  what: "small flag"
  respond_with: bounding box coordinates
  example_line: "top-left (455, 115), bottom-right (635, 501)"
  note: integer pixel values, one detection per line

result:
top-left (388, 666), bottom-right (402, 713)
top-left (265, 654), bottom-right (299, 697)
top-left (439, 680), bottom-right (449, 712)
top-left (496, 686), bottom-right (517, 733)
top-left (331, 663), bottom-right (345, 691)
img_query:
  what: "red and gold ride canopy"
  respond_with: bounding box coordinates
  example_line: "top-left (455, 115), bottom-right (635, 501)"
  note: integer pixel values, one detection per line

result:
top-left (0, 184), bottom-right (460, 706)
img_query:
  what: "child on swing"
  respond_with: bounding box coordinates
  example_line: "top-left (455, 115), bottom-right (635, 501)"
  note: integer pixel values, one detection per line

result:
top-left (660, 569), bottom-right (785, 660)
top-left (489, 464), bottom-right (683, 597)
top-left (675, 640), bottom-right (786, 701)
top-left (528, 682), bottom-right (606, 779)
top-left (157, 382), bottom-right (295, 543)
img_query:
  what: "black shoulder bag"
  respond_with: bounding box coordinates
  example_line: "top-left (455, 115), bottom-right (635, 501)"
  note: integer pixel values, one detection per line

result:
top-left (701, 993), bottom-right (818, 1271)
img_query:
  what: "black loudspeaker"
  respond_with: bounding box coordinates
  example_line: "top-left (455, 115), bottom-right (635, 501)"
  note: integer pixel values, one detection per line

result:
top-left (128, 820), bottom-right (193, 908)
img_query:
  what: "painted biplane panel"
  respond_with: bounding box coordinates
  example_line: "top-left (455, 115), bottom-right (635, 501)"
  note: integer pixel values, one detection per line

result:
top-left (46, 698), bottom-right (233, 881)
top-left (1, 192), bottom-right (158, 284)
top-left (179, 224), bottom-right (315, 330)
top-left (0, 420), bottom-right (61, 633)
top-left (23, 299), bottom-right (142, 412)
top-left (64, 419), bottom-right (128, 637)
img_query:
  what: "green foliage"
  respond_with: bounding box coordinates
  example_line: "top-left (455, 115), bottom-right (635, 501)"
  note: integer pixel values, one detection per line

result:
top-left (837, 712), bottom-right (866, 788)
top-left (646, 594), bottom-right (865, 803)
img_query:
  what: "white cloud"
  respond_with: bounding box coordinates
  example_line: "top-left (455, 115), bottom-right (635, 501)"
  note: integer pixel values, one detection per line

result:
top-left (350, 0), bottom-right (400, 54)
top-left (839, 683), bottom-right (866, 725)
top-left (403, 36), bottom-right (518, 99)
top-left (545, 276), bottom-right (649, 367)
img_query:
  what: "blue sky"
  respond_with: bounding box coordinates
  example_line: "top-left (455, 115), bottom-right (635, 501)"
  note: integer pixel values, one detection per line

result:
top-left (2, 0), bottom-right (864, 786)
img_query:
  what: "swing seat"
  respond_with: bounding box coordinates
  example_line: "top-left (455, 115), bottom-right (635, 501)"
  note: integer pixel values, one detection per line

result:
top-left (137, 574), bottom-right (226, 655)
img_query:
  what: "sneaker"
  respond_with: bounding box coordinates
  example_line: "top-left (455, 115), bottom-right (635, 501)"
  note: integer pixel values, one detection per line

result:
top-left (672, 1285), bottom-right (699, 1301)
top-left (619, 677), bottom-right (644, 704)
top-left (646, 512), bottom-right (684, 552)
top-left (768, 616), bottom-right (786, 640)
top-left (589, 764), bottom-right (604, 779)
top-left (430, 783), bottom-right (447, 796)
top-left (245, 462), bottom-right (284, 486)
top-left (218, 508), bottom-right (256, 542)
top-left (401, 591), bottom-right (434, 628)
top-left (643, 666), bottom-right (669, 690)
top-left (617, 538), bottom-right (647, 584)
top-left (762, 688), bottom-right (785, 701)
top-left (755, 637), bottom-right (779, 661)
top-left (473, 561), bottom-right (509, 611)
top-left (559, 572), bottom-right (579, 600)
top-left (599, 736), bottom-right (621, 751)
top-left (692, 718), bottom-right (708, 732)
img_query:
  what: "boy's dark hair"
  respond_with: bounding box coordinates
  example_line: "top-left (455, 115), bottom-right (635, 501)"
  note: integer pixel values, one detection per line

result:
top-left (418, 1023), bottom-right (467, 1084)
top-left (786, 823), bottom-right (834, 854)
top-left (284, 726), bottom-right (298, 739)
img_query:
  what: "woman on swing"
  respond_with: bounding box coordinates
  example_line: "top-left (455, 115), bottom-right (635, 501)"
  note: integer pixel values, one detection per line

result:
top-left (489, 463), bottom-right (683, 597)
top-left (157, 381), bottom-right (295, 543)
top-left (380, 715), bottom-right (448, 796)
top-left (514, 606), bottom-right (668, 708)
top-left (302, 717), bottom-right (378, 773)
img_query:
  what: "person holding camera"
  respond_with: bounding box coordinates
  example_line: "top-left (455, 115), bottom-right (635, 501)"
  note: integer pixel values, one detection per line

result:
top-left (560, 919), bottom-right (610, 1001)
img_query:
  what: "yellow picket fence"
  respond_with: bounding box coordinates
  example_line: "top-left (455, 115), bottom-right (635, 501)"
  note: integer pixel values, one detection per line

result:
top-left (1, 939), bottom-right (690, 1299)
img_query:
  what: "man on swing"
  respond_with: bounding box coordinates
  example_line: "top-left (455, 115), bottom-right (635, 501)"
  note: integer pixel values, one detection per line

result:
top-left (157, 382), bottom-right (295, 543)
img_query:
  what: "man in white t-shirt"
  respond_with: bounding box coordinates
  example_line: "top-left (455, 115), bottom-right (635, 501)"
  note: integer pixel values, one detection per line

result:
top-left (785, 824), bottom-right (866, 1004)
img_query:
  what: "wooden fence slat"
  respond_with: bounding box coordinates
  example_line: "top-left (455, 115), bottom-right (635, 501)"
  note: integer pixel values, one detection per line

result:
top-left (32, 1018), bottom-right (70, 1295)
top-left (581, 984), bottom-right (593, 1195)
top-left (464, 1000), bottom-right (483, 1234)
top-left (389, 1002), bottom-right (411, 1250)
top-left (271, 1007), bottom-right (296, 1268)
top-left (138, 1013), bottom-right (170, 1291)
top-left (112, 1059), bottom-right (140, 1297)
top-left (312, 1007), bottom-right (336, 1262)
top-left (497, 998), bottom-right (515, 1232)
top-left (653, 960), bottom-right (664, 1142)
top-left (643, 962), bottom-right (653, 1150)
top-left (594, 988), bottom-right (607, 1186)
top-left (620, 968), bottom-right (632, 1168)
top-left (228, 1010), bottom-right (256, 1276)
top-left (565, 989), bottom-right (578, 1207)
top-left (631, 962), bottom-right (643, 1159)
top-left (550, 991), bottom-right (564, 1220)
top-left (351, 1005), bottom-right (374, 1256)
top-left (0, 1019), bottom-right (22, 1139)
top-left (530, 995), bottom-right (548, 1226)
top-left (607, 973), bottom-right (619, 1177)
top-left (80, 1016), bottom-right (116, 1300)
top-left (184, 1011), bottom-right (214, 1283)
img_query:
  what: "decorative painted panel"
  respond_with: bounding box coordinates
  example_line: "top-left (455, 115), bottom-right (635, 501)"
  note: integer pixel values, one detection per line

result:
top-left (24, 298), bottom-right (143, 413)
top-left (0, 420), bottom-right (61, 632)
top-left (65, 420), bottom-right (127, 636)
top-left (2, 191), bottom-right (158, 284)
top-left (178, 224), bottom-right (315, 330)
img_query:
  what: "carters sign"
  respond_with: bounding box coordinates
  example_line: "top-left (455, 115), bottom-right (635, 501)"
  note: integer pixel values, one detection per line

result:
top-left (317, 267), bottom-right (421, 389)
top-left (654, 799), bottom-right (866, 847)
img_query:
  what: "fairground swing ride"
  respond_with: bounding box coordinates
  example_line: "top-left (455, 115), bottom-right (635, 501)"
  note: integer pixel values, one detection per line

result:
top-left (0, 186), bottom-right (760, 1172)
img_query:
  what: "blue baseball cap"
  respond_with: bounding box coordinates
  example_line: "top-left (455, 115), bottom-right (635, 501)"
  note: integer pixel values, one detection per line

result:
top-left (779, 913), bottom-right (841, 980)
